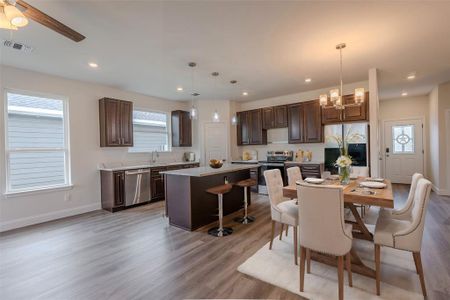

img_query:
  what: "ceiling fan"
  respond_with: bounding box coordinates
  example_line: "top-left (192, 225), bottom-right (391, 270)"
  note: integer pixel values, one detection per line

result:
top-left (0, 0), bottom-right (85, 42)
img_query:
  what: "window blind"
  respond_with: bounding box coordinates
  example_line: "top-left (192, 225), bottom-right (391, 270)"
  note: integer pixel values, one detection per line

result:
top-left (130, 110), bottom-right (169, 152)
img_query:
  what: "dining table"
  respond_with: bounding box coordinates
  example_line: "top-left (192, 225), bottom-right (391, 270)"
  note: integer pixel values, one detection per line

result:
top-left (282, 177), bottom-right (394, 279)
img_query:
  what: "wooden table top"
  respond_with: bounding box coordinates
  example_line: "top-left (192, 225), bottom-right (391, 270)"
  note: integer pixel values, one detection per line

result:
top-left (282, 177), bottom-right (394, 208)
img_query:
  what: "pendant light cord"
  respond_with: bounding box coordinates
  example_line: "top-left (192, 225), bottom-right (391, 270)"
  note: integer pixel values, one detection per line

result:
top-left (340, 47), bottom-right (343, 97)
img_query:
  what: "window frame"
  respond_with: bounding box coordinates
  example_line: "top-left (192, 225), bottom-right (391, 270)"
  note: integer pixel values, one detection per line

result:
top-left (129, 107), bottom-right (172, 153)
top-left (3, 88), bottom-right (72, 194)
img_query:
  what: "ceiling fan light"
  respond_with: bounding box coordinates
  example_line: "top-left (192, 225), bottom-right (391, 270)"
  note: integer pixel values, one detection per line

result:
top-left (4, 5), bottom-right (28, 27)
top-left (330, 89), bottom-right (340, 103)
top-left (319, 94), bottom-right (328, 106)
top-left (0, 9), bottom-right (17, 29)
top-left (354, 88), bottom-right (365, 104)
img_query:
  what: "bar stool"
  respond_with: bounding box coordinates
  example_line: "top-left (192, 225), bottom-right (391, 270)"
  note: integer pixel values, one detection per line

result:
top-left (234, 178), bottom-right (257, 224)
top-left (206, 183), bottom-right (233, 237)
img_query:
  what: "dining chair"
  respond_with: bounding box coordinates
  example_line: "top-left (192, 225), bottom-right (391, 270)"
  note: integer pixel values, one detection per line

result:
top-left (287, 166), bottom-right (303, 186)
top-left (374, 178), bottom-right (432, 297)
top-left (379, 173), bottom-right (423, 221)
top-left (264, 169), bottom-right (299, 265)
top-left (297, 182), bottom-right (353, 300)
top-left (350, 166), bottom-right (370, 217)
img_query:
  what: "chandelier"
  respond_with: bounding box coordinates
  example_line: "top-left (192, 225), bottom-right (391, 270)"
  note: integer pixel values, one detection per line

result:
top-left (319, 43), bottom-right (365, 109)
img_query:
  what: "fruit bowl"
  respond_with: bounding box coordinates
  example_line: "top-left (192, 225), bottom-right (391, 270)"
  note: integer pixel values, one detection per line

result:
top-left (209, 159), bottom-right (223, 169)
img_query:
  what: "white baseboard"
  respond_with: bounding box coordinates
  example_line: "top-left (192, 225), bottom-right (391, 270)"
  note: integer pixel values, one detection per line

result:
top-left (0, 203), bottom-right (101, 232)
top-left (431, 184), bottom-right (450, 196)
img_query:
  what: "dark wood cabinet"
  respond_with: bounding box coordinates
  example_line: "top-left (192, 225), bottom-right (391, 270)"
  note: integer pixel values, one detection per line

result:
top-left (287, 103), bottom-right (304, 143)
top-left (285, 162), bottom-right (324, 180)
top-left (288, 100), bottom-right (323, 144)
top-left (101, 170), bottom-right (125, 212)
top-left (237, 110), bottom-right (267, 145)
top-left (151, 168), bottom-right (166, 200)
top-left (302, 100), bottom-right (323, 143)
top-left (262, 105), bottom-right (288, 129)
top-left (171, 110), bottom-right (192, 147)
top-left (99, 98), bottom-right (134, 147)
top-left (321, 92), bottom-right (369, 124)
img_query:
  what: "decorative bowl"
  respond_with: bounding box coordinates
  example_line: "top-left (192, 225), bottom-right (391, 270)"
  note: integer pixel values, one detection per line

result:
top-left (209, 159), bottom-right (223, 169)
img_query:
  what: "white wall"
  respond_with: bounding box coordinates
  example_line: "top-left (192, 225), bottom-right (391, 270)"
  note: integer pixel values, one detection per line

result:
top-left (0, 65), bottom-right (194, 231)
top-left (231, 80), bottom-right (369, 162)
top-left (379, 95), bottom-right (429, 178)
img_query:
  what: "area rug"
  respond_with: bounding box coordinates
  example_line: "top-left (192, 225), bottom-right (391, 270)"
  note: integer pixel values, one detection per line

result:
top-left (238, 231), bottom-right (424, 299)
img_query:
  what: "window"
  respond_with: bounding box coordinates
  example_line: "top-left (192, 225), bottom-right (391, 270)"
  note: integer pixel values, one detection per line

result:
top-left (130, 110), bottom-right (169, 152)
top-left (392, 125), bottom-right (415, 154)
top-left (5, 91), bottom-right (70, 192)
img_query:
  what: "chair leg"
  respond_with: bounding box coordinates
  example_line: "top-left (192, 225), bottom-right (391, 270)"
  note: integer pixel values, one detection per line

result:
top-left (306, 249), bottom-right (311, 273)
top-left (346, 251), bottom-right (352, 287)
top-left (299, 246), bottom-right (306, 292)
top-left (375, 244), bottom-right (381, 296)
top-left (286, 225), bottom-right (289, 236)
top-left (269, 221), bottom-right (275, 250)
top-left (413, 252), bottom-right (427, 297)
top-left (279, 223), bottom-right (284, 240)
top-left (293, 226), bottom-right (298, 265)
top-left (337, 255), bottom-right (344, 300)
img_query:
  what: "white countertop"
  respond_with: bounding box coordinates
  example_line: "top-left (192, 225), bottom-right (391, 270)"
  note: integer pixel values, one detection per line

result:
top-left (98, 161), bottom-right (199, 171)
top-left (160, 163), bottom-right (260, 177)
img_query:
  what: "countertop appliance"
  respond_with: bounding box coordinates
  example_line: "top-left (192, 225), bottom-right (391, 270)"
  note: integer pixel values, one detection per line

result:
top-left (124, 168), bottom-right (151, 206)
top-left (184, 152), bottom-right (196, 162)
top-left (258, 150), bottom-right (294, 194)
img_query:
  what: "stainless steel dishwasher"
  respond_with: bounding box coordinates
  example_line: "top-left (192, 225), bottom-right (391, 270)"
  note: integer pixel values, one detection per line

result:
top-left (124, 168), bottom-right (151, 206)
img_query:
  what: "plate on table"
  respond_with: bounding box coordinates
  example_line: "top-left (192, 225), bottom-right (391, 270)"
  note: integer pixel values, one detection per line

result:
top-left (304, 178), bottom-right (325, 184)
top-left (360, 181), bottom-right (387, 189)
top-left (365, 177), bottom-right (385, 182)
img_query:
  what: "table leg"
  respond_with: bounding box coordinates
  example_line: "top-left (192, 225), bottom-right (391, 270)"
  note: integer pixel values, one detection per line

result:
top-left (345, 203), bottom-right (373, 241)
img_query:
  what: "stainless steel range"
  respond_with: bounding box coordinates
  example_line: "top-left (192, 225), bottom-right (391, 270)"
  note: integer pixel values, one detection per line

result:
top-left (258, 151), bottom-right (293, 194)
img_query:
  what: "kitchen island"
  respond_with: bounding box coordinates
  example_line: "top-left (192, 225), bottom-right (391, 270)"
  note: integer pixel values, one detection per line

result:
top-left (161, 164), bottom-right (260, 231)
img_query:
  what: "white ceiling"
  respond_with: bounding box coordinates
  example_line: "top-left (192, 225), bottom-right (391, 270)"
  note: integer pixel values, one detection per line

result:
top-left (1, 1), bottom-right (450, 101)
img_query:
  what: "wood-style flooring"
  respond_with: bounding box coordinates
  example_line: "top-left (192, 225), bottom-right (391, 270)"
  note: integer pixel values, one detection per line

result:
top-left (1, 184), bottom-right (449, 300)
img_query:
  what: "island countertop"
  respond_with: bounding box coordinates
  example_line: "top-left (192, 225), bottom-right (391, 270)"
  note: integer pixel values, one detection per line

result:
top-left (160, 163), bottom-right (260, 177)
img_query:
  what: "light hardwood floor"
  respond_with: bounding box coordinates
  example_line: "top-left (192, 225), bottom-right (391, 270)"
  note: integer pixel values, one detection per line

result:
top-left (0, 184), bottom-right (449, 300)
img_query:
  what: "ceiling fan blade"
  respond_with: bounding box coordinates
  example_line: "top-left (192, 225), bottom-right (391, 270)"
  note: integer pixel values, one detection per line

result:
top-left (16, 0), bottom-right (85, 42)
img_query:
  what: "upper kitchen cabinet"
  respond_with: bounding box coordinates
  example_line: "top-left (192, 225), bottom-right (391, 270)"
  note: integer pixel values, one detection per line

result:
top-left (171, 110), bottom-right (192, 147)
top-left (262, 105), bottom-right (288, 129)
top-left (288, 100), bottom-right (323, 144)
top-left (99, 98), bottom-right (133, 147)
top-left (321, 92), bottom-right (369, 124)
top-left (237, 109), bottom-right (267, 145)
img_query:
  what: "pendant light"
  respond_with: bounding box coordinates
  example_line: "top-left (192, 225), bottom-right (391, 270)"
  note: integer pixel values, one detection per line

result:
top-left (188, 62), bottom-right (198, 120)
top-left (230, 80), bottom-right (238, 125)
top-left (320, 43), bottom-right (364, 109)
top-left (211, 72), bottom-right (220, 122)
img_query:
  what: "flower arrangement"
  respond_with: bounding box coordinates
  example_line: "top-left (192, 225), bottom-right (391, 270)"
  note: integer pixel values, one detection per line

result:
top-left (327, 126), bottom-right (365, 184)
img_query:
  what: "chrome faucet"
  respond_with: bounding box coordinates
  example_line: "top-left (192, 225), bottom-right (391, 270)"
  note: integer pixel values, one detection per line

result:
top-left (151, 150), bottom-right (159, 163)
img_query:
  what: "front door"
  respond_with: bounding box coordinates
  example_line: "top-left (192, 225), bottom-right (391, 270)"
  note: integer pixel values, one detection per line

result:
top-left (384, 119), bottom-right (424, 184)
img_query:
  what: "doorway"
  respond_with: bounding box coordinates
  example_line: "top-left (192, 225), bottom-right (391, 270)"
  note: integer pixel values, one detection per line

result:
top-left (383, 118), bottom-right (424, 184)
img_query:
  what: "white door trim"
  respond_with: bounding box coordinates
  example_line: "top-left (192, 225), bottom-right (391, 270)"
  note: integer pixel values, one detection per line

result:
top-left (381, 116), bottom-right (425, 181)
top-left (445, 110), bottom-right (450, 195)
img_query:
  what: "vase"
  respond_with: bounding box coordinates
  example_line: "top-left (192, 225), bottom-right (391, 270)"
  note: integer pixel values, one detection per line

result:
top-left (339, 166), bottom-right (351, 185)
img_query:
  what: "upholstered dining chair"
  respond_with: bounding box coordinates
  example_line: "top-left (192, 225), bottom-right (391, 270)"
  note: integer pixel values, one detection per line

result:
top-left (287, 166), bottom-right (303, 186)
top-left (264, 169), bottom-right (299, 265)
top-left (374, 178), bottom-right (432, 297)
top-left (379, 173), bottom-right (423, 221)
top-left (297, 182), bottom-right (353, 300)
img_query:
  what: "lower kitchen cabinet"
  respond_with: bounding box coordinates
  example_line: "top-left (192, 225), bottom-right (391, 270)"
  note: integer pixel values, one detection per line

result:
top-left (284, 162), bottom-right (324, 180)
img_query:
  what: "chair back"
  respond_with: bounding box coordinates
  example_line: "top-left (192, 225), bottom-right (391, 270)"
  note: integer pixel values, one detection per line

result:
top-left (287, 166), bottom-right (302, 186)
top-left (296, 182), bottom-right (352, 256)
top-left (394, 178), bottom-right (431, 251)
top-left (350, 166), bottom-right (369, 177)
top-left (394, 173), bottom-right (423, 217)
top-left (264, 169), bottom-right (284, 207)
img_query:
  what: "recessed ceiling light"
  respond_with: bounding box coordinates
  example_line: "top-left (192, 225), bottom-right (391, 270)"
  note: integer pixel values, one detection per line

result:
top-left (407, 73), bottom-right (416, 80)
top-left (401, 91), bottom-right (408, 97)
top-left (88, 62), bottom-right (98, 68)
top-left (176, 87), bottom-right (183, 92)
top-left (242, 92), bottom-right (248, 96)
top-left (305, 78), bottom-right (312, 83)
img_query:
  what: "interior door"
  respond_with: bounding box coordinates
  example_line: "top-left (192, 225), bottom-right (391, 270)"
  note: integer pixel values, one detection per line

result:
top-left (384, 119), bottom-right (424, 183)
top-left (204, 122), bottom-right (228, 163)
